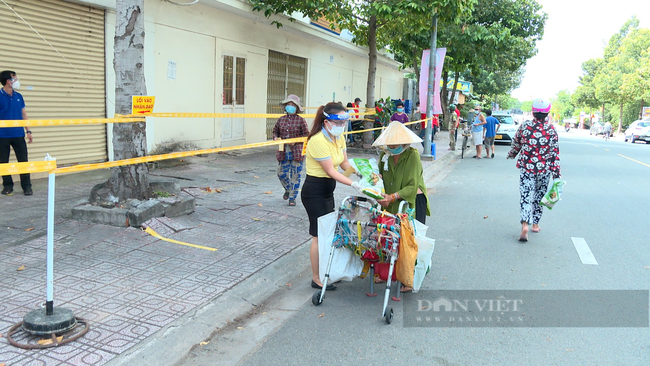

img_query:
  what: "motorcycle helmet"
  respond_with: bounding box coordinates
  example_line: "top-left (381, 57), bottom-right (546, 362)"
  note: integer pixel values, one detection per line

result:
top-left (448, 104), bottom-right (456, 111)
top-left (531, 98), bottom-right (551, 113)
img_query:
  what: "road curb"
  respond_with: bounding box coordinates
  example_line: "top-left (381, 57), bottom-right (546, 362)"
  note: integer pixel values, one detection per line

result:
top-left (107, 240), bottom-right (311, 366)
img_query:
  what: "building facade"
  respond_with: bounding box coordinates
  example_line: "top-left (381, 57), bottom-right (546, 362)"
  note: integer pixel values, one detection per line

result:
top-left (1, 0), bottom-right (405, 164)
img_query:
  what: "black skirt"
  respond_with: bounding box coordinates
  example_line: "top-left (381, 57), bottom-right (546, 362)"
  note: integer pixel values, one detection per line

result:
top-left (301, 175), bottom-right (336, 237)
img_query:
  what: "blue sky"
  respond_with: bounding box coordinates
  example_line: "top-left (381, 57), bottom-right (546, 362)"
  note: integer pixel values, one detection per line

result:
top-left (511, 0), bottom-right (650, 102)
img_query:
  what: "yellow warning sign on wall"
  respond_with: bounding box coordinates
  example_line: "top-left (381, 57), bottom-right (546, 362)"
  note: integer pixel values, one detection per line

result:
top-left (132, 96), bottom-right (156, 114)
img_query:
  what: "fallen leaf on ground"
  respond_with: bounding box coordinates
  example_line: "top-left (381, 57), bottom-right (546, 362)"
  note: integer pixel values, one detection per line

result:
top-left (25, 228), bottom-right (34, 232)
top-left (644, 266), bottom-right (650, 269)
top-left (237, 327), bottom-right (245, 330)
top-left (199, 341), bottom-right (209, 346)
top-left (318, 313), bottom-right (324, 318)
top-left (179, 159), bottom-right (184, 162)
top-left (483, 216), bottom-right (488, 219)
top-left (565, 349), bottom-right (573, 352)
top-left (285, 282), bottom-right (292, 287)
top-left (17, 265), bottom-right (25, 271)
top-left (253, 176), bottom-right (259, 178)
top-left (264, 191), bottom-right (273, 194)
top-left (258, 203), bottom-right (263, 207)
top-left (37, 336), bottom-right (63, 345)
top-left (252, 218), bottom-right (262, 221)
top-left (262, 312), bottom-right (267, 315)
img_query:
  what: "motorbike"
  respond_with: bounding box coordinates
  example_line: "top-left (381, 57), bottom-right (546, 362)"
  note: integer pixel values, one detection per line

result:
top-left (565, 124), bottom-right (571, 132)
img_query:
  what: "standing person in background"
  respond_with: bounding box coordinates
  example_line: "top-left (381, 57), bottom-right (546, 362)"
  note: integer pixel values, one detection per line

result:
top-left (0, 70), bottom-right (32, 196)
top-left (483, 109), bottom-right (500, 158)
top-left (454, 105), bottom-right (461, 146)
top-left (448, 104), bottom-right (459, 150)
top-left (272, 95), bottom-right (309, 207)
top-left (390, 101), bottom-right (409, 124)
top-left (353, 97), bottom-right (361, 119)
top-left (471, 105), bottom-right (486, 159)
top-left (301, 102), bottom-right (364, 290)
top-left (346, 102), bottom-right (356, 144)
top-left (431, 114), bottom-right (439, 141)
top-left (507, 98), bottom-right (561, 242)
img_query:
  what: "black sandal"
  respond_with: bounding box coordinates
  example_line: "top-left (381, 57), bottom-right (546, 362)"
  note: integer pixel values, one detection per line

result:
top-left (311, 280), bottom-right (336, 290)
top-left (283, 190), bottom-right (290, 200)
top-left (288, 199), bottom-right (296, 206)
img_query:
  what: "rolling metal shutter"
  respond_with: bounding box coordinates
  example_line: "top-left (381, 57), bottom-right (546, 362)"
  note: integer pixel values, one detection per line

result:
top-left (0, 0), bottom-right (106, 166)
top-left (266, 50), bottom-right (307, 139)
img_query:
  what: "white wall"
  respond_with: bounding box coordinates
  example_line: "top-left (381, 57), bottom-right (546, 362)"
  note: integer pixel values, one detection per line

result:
top-left (102, 0), bottom-right (404, 159)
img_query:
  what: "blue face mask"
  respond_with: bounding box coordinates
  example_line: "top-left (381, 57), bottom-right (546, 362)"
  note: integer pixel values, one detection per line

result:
top-left (285, 105), bottom-right (297, 114)
top-left (387, 145), bottom-right (405, 155)
top-left (397, 108), bottom-right (404, 113)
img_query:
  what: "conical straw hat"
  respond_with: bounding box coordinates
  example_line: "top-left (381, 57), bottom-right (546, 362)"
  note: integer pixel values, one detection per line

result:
top-left (372, 121), bottom-right (423, 146)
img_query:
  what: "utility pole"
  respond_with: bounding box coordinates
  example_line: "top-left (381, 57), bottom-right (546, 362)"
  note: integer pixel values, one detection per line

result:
top-left (423, 10), bottom-right (437, 157)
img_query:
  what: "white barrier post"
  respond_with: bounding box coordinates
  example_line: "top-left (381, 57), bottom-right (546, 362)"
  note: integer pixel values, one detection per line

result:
top-left (45, 154), bottom-right (56, 315)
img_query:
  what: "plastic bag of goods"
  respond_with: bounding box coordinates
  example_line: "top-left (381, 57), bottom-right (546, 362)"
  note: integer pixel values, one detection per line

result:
top-left (349, 158), bottom-right (385, 200)
top-left (540, 178), bottom-right (566, 210)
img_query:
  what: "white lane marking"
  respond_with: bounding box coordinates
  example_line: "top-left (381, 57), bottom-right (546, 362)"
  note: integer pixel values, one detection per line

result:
top-left (571, 237), bottom-right (598, 265)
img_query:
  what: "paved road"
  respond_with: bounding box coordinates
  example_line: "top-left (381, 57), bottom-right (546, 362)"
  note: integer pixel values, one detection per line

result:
top-left (179, 130), bottom-right (650, 365)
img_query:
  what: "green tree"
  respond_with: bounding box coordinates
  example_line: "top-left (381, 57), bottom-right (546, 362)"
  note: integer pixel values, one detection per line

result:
top-left (388, 0), bottom-right (546, 127)
top-left (594, 17), bottom-right (642, 133)
top-left (250, 0), bottom-right (474, 143)
top-left (552, 90), bottom-right (575, 120)
top-left (520, 100), bottom-right (533, 113)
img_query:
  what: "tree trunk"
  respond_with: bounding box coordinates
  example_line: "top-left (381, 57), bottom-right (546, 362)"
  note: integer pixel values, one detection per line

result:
top-left (641, 99), bottom-right (645, 119)
top-left (440, 70), bottom-right (448, 130)
top-left (363, 15), bottom-right (378, 145)
top-left (413, 49), bottom-right (420, 103)
top-left (618, 102), bottom-right (624, 134)
top-left (109, 0), bottom-right (150, 201)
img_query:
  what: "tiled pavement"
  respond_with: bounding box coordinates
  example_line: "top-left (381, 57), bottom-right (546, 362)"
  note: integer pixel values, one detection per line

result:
top-left (0, 136), bottom-right (455, 365)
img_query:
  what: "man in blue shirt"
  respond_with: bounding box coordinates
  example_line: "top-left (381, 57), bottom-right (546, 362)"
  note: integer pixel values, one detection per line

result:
top-left (483, 109), bottom-right (500, 158)
top-left (0, 70), bottom-right (33, 195)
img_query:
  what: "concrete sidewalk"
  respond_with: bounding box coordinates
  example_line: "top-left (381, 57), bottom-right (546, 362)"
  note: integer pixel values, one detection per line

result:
top-left (0, 135), bottom-right (457, 366)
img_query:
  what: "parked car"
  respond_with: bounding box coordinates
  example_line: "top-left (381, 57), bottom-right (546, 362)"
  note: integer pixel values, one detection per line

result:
top-left (624, 118), bottom-right (650, 143)
top-left (590, 122), bottom-right (605, 135)
top-left (492, 111), bottom-right (518, 143)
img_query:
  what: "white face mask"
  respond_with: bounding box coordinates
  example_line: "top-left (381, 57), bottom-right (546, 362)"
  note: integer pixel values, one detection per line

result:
top-left (328, 124), bottom-right (345, 137)
top-left (11, 80), bottom-right (20, 90)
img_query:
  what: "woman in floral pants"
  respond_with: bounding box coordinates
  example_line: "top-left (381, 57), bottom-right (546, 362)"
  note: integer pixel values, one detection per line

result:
top-left (273, 95), bottom-right (309, 206)
top-left (507, 98), bottom-right (561, 242)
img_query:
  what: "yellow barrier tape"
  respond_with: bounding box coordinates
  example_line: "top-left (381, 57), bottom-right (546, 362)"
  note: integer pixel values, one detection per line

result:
top-left (0, 118), bottom-right (145, 128)
top-left (0, 112), bottom-right (382, 128)
top-left (5, 118), bottom-right (431, 175)
top-left (0, 161), bottom-right (57, 175)
top-left (117, 112), bottom-right (376, 118)
top-left (144, 227), bottom-right (217, 251)
top-left (52, 138), bottom-right (307, 174)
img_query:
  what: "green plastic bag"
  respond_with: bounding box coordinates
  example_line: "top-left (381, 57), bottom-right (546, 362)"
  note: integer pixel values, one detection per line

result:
top-left (540, 178), bottom-right (565, 210)
top-left (349, 158), bottom-right (385, 200)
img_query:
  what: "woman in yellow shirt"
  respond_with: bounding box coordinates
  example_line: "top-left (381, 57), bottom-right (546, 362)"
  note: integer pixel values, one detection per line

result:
top-left (301, 102), bottom-right (363, 290)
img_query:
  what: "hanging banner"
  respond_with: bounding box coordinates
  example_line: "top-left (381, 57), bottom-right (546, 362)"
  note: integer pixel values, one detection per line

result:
top-left (643, 106), bottom-right (650, 119)
top-left (419, 48), bottom-right (446, 115)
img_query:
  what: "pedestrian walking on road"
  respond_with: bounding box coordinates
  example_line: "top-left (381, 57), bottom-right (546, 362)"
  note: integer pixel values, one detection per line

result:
top-left (273, 95), bottom-right (309, 206)
top-left (301, 102), bottom-right (364, 290)
top-left (507, 98), bottom-right (561, 242)
top-left (471, 105), bottom-right (486, 158)
top-left (447, 104), bottom-right (459, 151)
top-left (1, 70), bottom-right (32, 196)
top-left (483, 109), bottom-right (500, 158)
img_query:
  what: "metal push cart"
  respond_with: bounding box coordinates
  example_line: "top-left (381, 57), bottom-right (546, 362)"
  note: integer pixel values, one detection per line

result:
top-left (312, 196), bottom-right (408, 324)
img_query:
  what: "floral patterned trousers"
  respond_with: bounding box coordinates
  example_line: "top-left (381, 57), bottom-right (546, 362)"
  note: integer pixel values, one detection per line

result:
top-left (277, 153), bottom-right (304, 200)
top-left (519, 170), bottom-right (551, 224)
